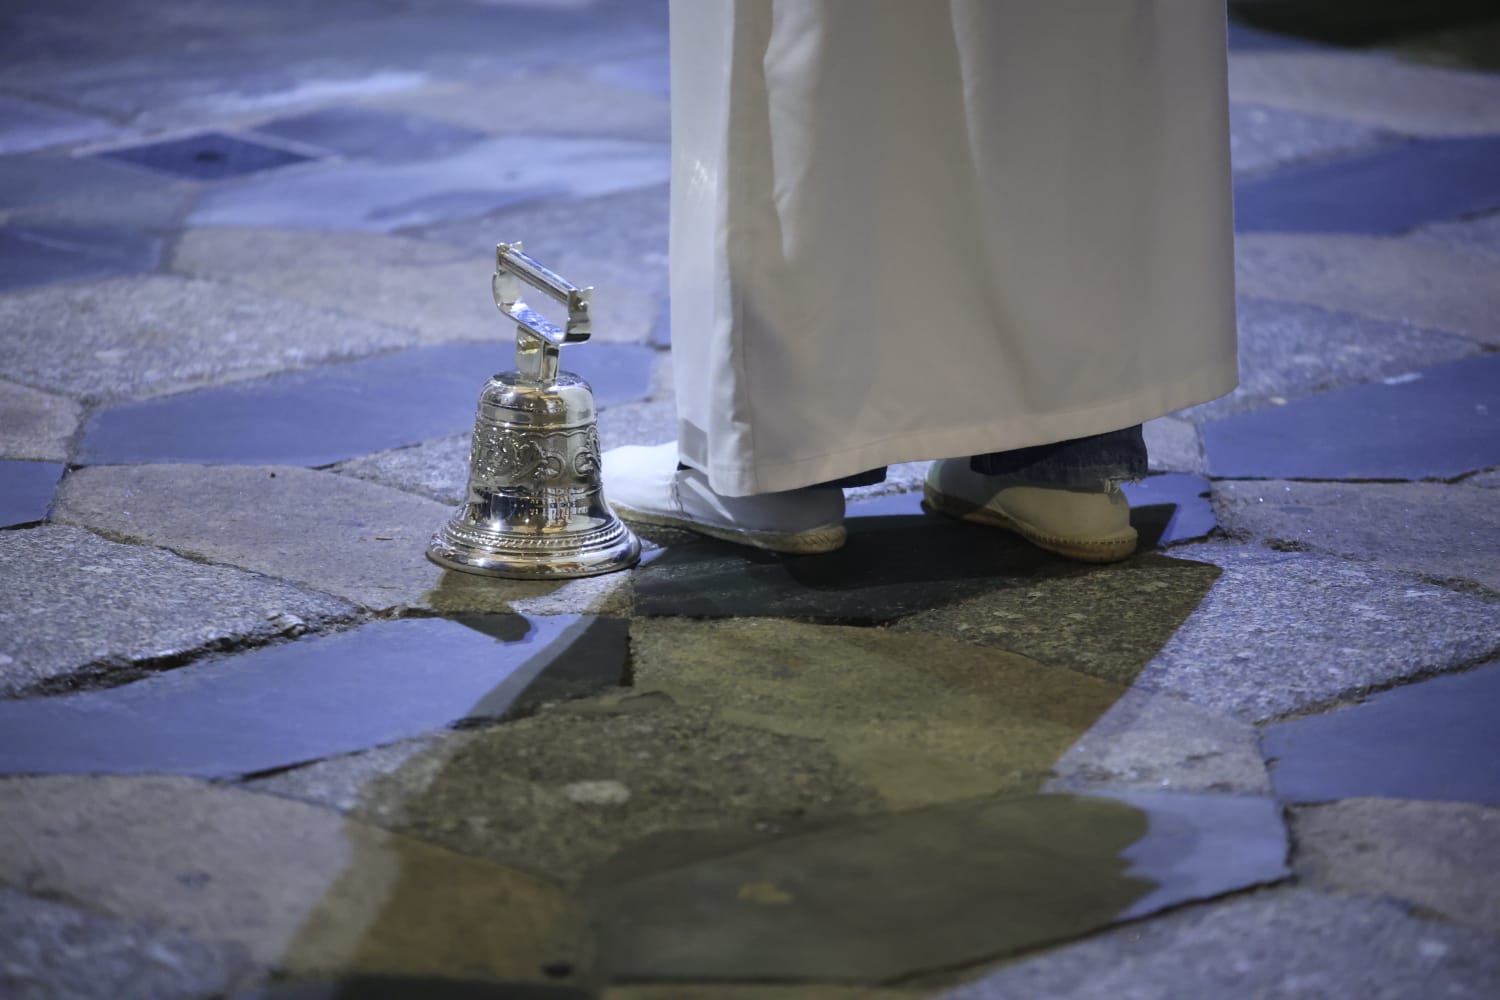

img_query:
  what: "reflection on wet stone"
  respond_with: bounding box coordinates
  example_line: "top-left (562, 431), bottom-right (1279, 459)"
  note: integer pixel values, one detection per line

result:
top-left (586, 791), bottom-right (1286, 983)
top-left (0, 616), bottom-right (628, 777)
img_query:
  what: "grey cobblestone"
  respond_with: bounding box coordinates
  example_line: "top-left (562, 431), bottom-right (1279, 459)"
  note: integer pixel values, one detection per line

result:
top-left (0, 524), bottom-right (355, 697)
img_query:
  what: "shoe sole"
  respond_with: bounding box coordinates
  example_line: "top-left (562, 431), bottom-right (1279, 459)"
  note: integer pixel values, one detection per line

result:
top-left (610, 502), bottom-right (847, 555)
top-left (922, 485), bottom-right (1137, 564)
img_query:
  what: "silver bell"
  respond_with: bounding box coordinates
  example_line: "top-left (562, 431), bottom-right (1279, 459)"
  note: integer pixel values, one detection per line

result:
top-left (427, 242), bottom-right (640, 580)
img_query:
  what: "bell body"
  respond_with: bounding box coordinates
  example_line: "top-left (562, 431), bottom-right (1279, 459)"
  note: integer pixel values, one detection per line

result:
top-left (428, 369), bottom-right (640, 579)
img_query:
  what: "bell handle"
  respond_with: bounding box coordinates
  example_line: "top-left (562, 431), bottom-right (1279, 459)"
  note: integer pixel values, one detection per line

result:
top-left (493, 241), bottom-right (592, 347)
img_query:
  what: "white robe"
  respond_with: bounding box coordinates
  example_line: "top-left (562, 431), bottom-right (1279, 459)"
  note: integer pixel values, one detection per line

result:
top-left (669, 0), bottom-right (1237, 496)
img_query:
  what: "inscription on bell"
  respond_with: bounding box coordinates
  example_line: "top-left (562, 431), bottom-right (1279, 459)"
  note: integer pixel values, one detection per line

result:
top-left (468, 424), bottom-right (601, 492)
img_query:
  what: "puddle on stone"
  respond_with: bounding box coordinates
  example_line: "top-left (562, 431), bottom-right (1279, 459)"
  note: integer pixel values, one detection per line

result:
top-left (1203, 352), bottom-right (1500, 480)
top-left (1234, 134), bottom-right (1500, 235)
top-left (584, 790), bottom-right (1288, 982)
top-left (78, 341), bottom-right (654, 467)
top-left (1121, 473), bottom-right (1217, 549)
top-left (633, 491), bottom-right (1079, 623)
top-left (631, 485), bottom-right (1202, 624)
top-left (0, 460), bottom-right (64, 528)
top-left (1263, 659), bottom-right (1500, 807)
top-left (0, 615), bottom-right (628, 778)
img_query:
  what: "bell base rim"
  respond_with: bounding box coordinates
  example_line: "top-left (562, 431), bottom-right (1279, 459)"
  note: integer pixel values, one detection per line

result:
top-left (426, 530), bottom-right (641, 581)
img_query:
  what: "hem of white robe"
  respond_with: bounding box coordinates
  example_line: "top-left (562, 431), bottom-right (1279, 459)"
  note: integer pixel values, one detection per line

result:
top-left (689, 360), bottom-right (1239, 497)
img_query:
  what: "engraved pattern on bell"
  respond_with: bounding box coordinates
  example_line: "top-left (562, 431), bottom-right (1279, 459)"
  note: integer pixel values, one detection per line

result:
top-left (467, 422), bottom-right (598, 491)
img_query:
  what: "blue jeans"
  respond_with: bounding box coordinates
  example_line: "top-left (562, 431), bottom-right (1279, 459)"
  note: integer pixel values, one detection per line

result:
top-left (819, 425), bottom-right (1148, 490)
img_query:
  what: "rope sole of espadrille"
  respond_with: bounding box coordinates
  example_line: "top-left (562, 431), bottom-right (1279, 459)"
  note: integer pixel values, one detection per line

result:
top-left (610, 503), bottom-right (847, 555)
top-left (922, 485), bottom-right (1137, 564)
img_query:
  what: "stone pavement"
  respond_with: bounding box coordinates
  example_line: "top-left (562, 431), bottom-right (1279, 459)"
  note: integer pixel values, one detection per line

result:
top-left (1, 2), bottom-right (1498, 997)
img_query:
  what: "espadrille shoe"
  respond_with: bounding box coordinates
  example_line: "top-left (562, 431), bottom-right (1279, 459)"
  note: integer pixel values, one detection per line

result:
top-left (603, 443), bottom-right (846, 554)
top-left (923, 458), bottom-right (1137, 563)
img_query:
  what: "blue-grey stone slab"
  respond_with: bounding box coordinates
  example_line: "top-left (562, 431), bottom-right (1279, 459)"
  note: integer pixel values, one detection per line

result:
top-left (189, 135), bottom-right (668, 232)
top-left (0, 94), bottom-right (113, 155)
top-left (99, 132), bottom-right (313, 180)
top-left (0, 153), bottom-right (167, 211)
top-left (1235, 135), bottom-right (1500, 235)
top-left (0, 225), bottom-right (162, 292)
top-left (1263, 661), bottom-right (1500, 807)
top-left (632, 490), bottom-right (1080, 624)
top-left (1121, 474), bottom-right (1216, 549)
top-left (78, 341), bottom-right (653, 467)
top-left (1225, 21), bottom-right (1323, 52)
top-left (251, 106), bottom-right (486, 163)
top-left (0, 615), bottom-right (628, 779)
top-left (1203, 352), bottom-right (1500, 480)
top-left (0, 461), bottom-right (64, 528)
top-left (586, 790), bottom-right (1287, 982)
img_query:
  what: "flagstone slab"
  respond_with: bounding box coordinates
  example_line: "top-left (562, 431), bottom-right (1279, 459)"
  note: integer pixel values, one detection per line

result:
top-left (1181, 297), bottom-right (1484, 423)
top-left (1, 181), bottom-right (201, 233)
top-left (1235, 233), bottom-right (1500, 345)
top-left (189, 135), bottom-right (668, 232)
top-left (0, 615), bottom-right (626, 778)
top-left (0, 460), bottom-right (64, 528)
top-left (0, 94), bottom-right (113, 154)
top-left (1291, 799), bottom-right (1500, 933)
top-left (1151, 543), bottom-right (1500, 722)
top-left (0, 524), bottom-right (355, 698)
top-left (78, 339), bottom-right (653, 467)
top-left (0, 887), bottom-right (253, 1000)
top-left (0, 379), bottom-right (80, 462)
top-left (252, 106), bottom-right (486, 163)
top-left (53, 464), bottom-right (634, 616)
top-left (1228, 51), bottom-right (1500, 136)
top-left (1262, 660), bottom-right (1500, 806)
top-left (1235, 135), bottom-right (1500, 235)
top-left (586, 791), bottom-right (1286, 983)
top-left (942, 888), bottom-right (1500, 1000)
top-left (0, 224), bottom-right (162, 292)
top-left (100, 131), bottom-right (314, 181)
top-left (893, 553), bottom-right (1222, 687)
top-left (0, 152), bottom-right (167, 211)
top-left (1202, 353), bottom-right (1500, 480)
top-left (361, 74), bottom-right (671, 143)
top-left (0, 274), bottom-right (418, 405)
top-left (0, 775), bottom-right (581, 981)
top-left (1215, 480), bottom-right (1500, 592)
top-left (1228, 102), bottom-right (1389, 178)
top-left (248, 690), bottom-right (881, 887)
top-left (633, 618), bottom-right (1200, 809)
top-left (172, 226), bottom-right (657, 347)
top-left (1419, 208), bottom-right (1500, 260)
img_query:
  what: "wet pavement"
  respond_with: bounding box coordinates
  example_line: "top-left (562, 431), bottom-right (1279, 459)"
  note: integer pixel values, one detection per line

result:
top-left (1, 2), bottom-right (1497, 997)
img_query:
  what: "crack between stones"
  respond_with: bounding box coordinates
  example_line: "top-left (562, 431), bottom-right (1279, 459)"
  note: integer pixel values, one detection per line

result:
top-left (1254, 644), bottom-right (1500, 728)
